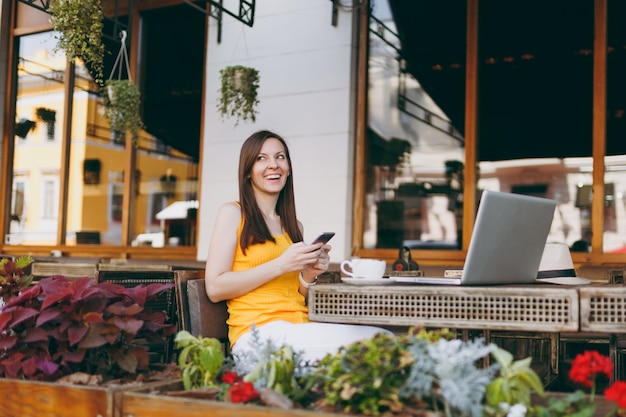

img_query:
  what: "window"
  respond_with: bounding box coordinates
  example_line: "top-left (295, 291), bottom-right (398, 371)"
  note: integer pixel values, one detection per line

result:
top-left (365, 0), bottom-right (465, 250)
top-left (11, 181), bottom-right (25, 221)
top-left (41, 178), bottom-right (57, 219)
top-left (361, 0), bottom-right (625, 258)
top-left (45, 120), bottom-right (55, 140)
top-left (111, 181), bottom-right (123, 223)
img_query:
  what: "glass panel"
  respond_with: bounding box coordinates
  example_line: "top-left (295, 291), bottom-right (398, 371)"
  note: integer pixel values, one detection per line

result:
top-left (9, 32), bottom-right (65, 245)
top-left (133, 141), bottom-right (199, 248)
top-left (605, 0), bottom-right (626, 254)
top-left (476, 0), bottom-right (594, 251)
top-left (130, 4), bottom-right (203, 248)
top-left (65, 56), bottom-right (124, 246)
top-left (364, 1), bottom-right (466, 250)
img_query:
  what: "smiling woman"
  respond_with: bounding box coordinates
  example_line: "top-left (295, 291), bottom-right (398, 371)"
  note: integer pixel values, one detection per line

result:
top-left (204, 130), bottom-right (392, 367)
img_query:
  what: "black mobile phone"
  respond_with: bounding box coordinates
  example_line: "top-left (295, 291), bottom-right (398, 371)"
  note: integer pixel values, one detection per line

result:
top-left (312, 232), bottom-right (335, 244)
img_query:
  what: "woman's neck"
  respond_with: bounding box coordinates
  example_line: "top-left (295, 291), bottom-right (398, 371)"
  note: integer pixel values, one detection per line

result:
top-left (255, 193), bottom-right (282, 233)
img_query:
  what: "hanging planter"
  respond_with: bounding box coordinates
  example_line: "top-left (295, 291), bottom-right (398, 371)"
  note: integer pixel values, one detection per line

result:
top-left (15, 119), bottom-right (37, 139)
top-left (36, 107), bottom-right (57, 123)
top-left (104, 31), bottom-right (143, 142)
top-left (105, 79), bottom-right (143, 141)
top-left (217, 65), bottom-right (260, 125)
top-left (49, 0), bottom-right (105, 85)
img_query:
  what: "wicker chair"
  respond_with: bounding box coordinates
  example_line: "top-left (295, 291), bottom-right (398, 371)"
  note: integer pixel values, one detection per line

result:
top-left (95, 268), bottom-right (195, 364)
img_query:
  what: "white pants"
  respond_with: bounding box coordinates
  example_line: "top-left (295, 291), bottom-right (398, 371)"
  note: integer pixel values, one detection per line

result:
top-left (232, 320), bottom-right (393, 365)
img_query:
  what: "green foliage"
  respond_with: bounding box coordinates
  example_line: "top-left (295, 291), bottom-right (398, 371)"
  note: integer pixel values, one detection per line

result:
top-left (170, 324), bottom-right (560, 416)
top-left (217, 66), bottom-right (260, 125)
top-left (49, 0), bottom-right (105, 85)
top-left (402, 335), bottom-right (498, 417)
top-left (175, 330), bottom-right (225, 390)
top-left (244, 345), bottom-right (298, 396)
top-left (484, 347), bottom-right (546, 415)
top-left (231, 326), bottom-right (312, 402)
top-left (531, 390), bottom-right (595, 417)
top-left (36, 107), bottom-right (57, 122)
top-left (410, 326), bottom-right (456, 343)
top-left (0, 256), bottom-right (34, 303)
top-left (307, 332), bottom-right (413, 416)
top-left (105, 79), bottom-right (144, 142)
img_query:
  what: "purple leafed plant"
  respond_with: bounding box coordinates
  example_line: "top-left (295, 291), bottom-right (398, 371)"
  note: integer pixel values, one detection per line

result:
top-left (0, 275), bottom-right (176, 382)
top-left (0, 256), bottom-right (34, 304)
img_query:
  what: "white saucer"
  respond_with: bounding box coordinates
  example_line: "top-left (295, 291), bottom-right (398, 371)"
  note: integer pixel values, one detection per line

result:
top-left (341, 277), bottom-right (396, 286)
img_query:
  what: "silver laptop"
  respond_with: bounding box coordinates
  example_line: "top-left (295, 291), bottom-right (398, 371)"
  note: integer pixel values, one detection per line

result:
top-left (394, 190), bottom-right (557, 286)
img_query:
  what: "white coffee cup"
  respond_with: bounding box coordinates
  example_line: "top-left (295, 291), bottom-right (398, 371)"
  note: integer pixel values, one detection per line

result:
top-left (340, 258), bottom-right (387, 280)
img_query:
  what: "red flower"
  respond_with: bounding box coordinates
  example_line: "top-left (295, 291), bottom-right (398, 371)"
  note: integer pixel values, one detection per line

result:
top-left (605, 381), bottom-right (626, 409)
top-left (228, 381), bottom-right (259, 403)
top-left (221, 371), bottom-right (239, 385)
top-left (569, 350), bottom-right (613, 388)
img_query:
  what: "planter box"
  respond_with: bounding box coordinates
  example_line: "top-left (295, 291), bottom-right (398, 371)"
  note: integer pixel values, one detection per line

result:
top-left (121, 381), bottom-right (342, 417)
top-left (532, 392), bottom-right (615, 417)
top-left (121, 381), bottom-right (442, 417)
top-left (0, 377), bottom-right (173, 417)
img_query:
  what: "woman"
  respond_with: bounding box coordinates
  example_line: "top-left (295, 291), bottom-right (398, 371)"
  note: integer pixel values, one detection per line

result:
top-left (205, 130), bottom-right (389, 363)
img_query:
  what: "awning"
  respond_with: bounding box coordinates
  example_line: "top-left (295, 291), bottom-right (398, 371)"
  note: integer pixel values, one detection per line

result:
top-left (156, 200), bottom-right (199, 220)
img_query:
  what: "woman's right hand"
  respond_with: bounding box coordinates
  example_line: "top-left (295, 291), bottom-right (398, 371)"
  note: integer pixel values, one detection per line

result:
top-left (277, 241), bottom-right (325, 274)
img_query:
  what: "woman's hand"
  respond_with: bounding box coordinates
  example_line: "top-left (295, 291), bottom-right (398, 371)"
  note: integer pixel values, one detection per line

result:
top-left (306, 243), bottom-right (331, 277)
top-left (277, 241), bottom-right (329, 274)
top-left (279, 242), bottom-right (331, 285)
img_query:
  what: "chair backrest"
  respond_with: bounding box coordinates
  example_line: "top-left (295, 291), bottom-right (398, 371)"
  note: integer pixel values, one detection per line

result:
top-left (175, 274), bottom-right (229, 341)
top-left (32, 262), bottom-right (98, 282)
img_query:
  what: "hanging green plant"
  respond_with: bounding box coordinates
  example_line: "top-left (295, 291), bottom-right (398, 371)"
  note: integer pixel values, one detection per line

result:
top-left (15, 119), bottom-right (37, 139)
top-left (104, 30), bottom-right (143, 142)
top-left (105, 79), bottom-right (143, 142)
top-left (49, 0), bottom-right (105, 85)
top-left (217, 65), bottom-right (260, 125)
top-left (36, 107), bottom-right (57, 122)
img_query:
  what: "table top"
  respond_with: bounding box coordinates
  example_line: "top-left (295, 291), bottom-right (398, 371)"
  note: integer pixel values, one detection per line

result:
top-left (309, 283), bottom-right (626, 333)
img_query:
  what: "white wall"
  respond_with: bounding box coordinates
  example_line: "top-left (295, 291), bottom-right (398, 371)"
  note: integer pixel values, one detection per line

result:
top-left (197, 1), bottom-right (356, 263)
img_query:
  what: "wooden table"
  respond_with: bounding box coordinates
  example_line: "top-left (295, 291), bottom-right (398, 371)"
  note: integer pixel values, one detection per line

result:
top-left (579, 285), bottom-right (626, 332)
top-left (579, 285), bottom-right (626, 381)
top-left (308, 283), bottom-right (626, 382)
top-left (308, 283), bottom-right (580, 332)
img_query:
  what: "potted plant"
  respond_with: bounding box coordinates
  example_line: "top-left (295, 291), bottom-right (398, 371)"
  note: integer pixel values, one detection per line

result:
top-left (104, 30), bottom-right (143, 142)
top-left (119, 328), bottom-right (496, 416)
top-left (174, 331), bottom-right (225, 390)
top-left (217, 65), bottom-right (260, 125)
top-left (528, 350), bottom-right (626, 417)
top-left (0, 255), bottom-right (34, 304)
top-left (121, 326), bottom-right (626, 417)
top-left (15, 119), bottom-right (37, 139)
top-left (49, 0), bottom-right (105, 85)
top-left (105, 79), bottom-right (143, 142)
top-left (36, 107), bottom-right (57, 123)
top-left (0, 273), bottom-right (179, 417)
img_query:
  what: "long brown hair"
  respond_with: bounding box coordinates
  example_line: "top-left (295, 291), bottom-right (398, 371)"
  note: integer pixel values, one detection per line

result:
top-left (238, 130), bottom-right (303, 253)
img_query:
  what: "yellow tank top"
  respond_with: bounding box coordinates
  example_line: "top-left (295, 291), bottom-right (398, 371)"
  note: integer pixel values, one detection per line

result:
top-left (227, 213), bottom-right (309, 347)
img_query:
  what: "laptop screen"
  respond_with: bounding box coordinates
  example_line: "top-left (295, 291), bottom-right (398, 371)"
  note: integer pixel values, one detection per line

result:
top-left (461, 191), bottom-right (557, 285)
